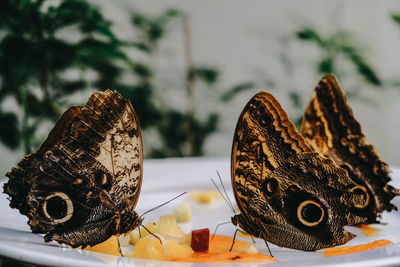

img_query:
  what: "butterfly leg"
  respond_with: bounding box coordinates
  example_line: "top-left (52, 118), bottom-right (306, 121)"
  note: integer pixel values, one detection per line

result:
top-left (261, 232), bottom-right (273, 257)
top-left (229, 228), bottom-right (239, 252)
top-left (250, 234), bottom-right (256, 244)
top-left (116, 236), bottom-right (124, 257)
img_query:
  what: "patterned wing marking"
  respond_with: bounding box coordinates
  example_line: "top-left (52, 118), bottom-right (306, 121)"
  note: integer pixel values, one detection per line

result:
top-left (300, 74), bottom-right (400, 220)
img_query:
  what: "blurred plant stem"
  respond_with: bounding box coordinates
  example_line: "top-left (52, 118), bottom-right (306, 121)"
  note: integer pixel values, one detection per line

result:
top-left (19, 86), bottom-right (30, 154)
top-left (127, 8), bottom-right (220, 157)
top-left (182, 14), bottom-right (195, 156)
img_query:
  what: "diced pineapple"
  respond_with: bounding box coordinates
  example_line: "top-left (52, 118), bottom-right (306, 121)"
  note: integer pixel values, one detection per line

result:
top-left (189, 190), bottom-right (221, 203)
top-left (131, 235), bottom-right (163, 260)
top-left (178, 232), bottom-right (192, 247)
top-left (129, 234), bottom-right (194, 261)
top-left (163, 240), bottom-right (194, 260)
top-left (157, 215), bottom-right (185, 238)
top-left (129, 220), bottom-right (158, 245)
top-left (143, 220), bottom-right (158, 236)
top-left (129, 228), bottom-right (141, 245)
top-left (174, 203), bottom-right (191, 222)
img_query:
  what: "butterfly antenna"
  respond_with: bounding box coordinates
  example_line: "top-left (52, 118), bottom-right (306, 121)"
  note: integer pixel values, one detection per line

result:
top-left (140, 192), bottom-right (187, 218)
top-left (210, 178), bottom-right (235, 214)
top-left (217, 171), bottom-right (236, 214)
top-left (211, 221), bottom-right (231, 240)
top-left (141, 224), bottom-right (162, 244)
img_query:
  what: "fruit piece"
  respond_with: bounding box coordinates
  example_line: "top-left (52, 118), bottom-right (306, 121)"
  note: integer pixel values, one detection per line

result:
top-left (178, 232), bottom-right (192, 246)
top-left (354, 224), bottom-right (381, 237)
top-left (238, 243), bottom-right (259, 253)
top-left (174, 202), bottom-right (191, 222)
top-left (171, 235), bottom-right (276, 263)
top-left (129, 220), bottom-right (158, 245)
top-left (131, 235), bottom-right (164, 260)
top-left (189, 190), bottom-right (220, 203)
top-left (323, 239), bottom-right (393, 257)
top-left (209, 234), bottom-right (258, 253)
top-left (118, 234), bottom-right (130, 247)
top-left (191, 228), bottom-right (210, 252)
top-left (129, 228), bottom-right (141, 245)
top-left (157, 214), bottom-right (185, 238)
top-left (84, 236), bottom-right (120, 256)
top-left (129, 234), bottom-right (194, 260)
top-left (163, 240), bottom-right (194, 260)
top-left (185, 251), bottom-right (277, 263)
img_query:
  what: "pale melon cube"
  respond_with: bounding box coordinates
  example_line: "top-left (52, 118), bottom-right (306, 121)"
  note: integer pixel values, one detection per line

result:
top-left (157, 215), bottom-right (185, 238)
top-left (174, 203), bottom-right (191, 222)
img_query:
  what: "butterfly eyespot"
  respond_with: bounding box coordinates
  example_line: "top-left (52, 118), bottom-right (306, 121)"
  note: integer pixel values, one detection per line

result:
top-left (350, 185), bottom-right (370, 209)
top-left (262, 178), bottom-right (278, 197)
top-left (42, 192), bottom-right (73, 224)
top-left (297, 200), bottom-right (325, 227)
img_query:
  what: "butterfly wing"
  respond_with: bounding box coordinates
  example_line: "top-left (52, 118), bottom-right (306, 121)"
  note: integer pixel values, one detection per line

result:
top-left (231, 91), bottom-right (368, 251)
top-left (4, 90), bottom-right (143, 247)
top-left (300, 74), bottom-right (399, 221)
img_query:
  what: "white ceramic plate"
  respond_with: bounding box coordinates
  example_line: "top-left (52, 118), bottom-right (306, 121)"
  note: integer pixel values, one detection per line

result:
top-left (1, 158), bottom-right (400, 267)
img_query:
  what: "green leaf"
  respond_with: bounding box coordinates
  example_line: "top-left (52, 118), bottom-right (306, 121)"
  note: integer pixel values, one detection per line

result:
top-left (391, 14), bottom-right (400, 25)
top-left (191, 67), bottom-right (219, 85)
top-left (0, 110), bottom-right (20, 149)
top-left (220, 82), bottom-right (254, 102)
top-left (296, 28), bottom-right (324, 47)
top-left (343, 49), bottom-right (381, 86)
top-left (75, 38), bottom-right (129, 69)
top-left (289, 92), bottom-right (302, 109)
top-left (132, 63), bottom-right (152, 78)
top-left (317, 57), bottom-right (335, 74)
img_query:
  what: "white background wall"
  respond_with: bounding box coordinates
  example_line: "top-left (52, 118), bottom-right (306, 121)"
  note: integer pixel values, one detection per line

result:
top-left (1, 0), bottom-right (400, 176)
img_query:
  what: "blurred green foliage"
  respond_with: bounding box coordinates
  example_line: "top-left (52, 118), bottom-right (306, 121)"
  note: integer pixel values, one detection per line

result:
top-left (123, 9), bottom-right (221, 157)
top-left (296, 28), bottom-right (381, 86)
top-left (0, 1), bottom-right (223, 157)
top-left (217, 27), bottom-right (382, 129)
top-left (0, 0), bottom-right (130, 154)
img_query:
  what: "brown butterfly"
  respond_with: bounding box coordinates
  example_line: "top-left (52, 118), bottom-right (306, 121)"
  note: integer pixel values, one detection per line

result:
top-left (4, 90), bottom-right (143, 248)
top-left (300, 74), bottom-right (400, 222)
top-left (231, 91), bottom-right (370, 251)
